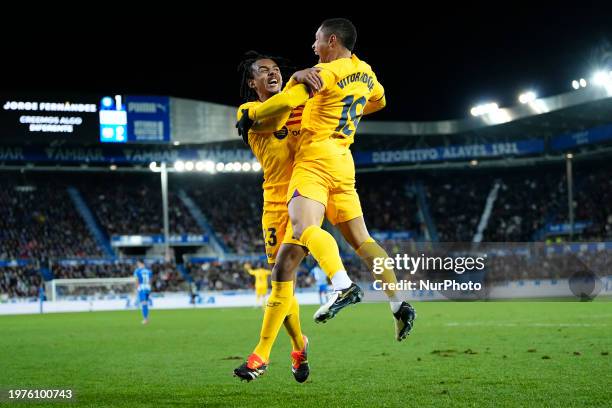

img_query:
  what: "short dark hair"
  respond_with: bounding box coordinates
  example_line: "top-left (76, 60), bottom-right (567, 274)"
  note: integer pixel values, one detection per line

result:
top-left (320, 18), bottom-right (357, 51)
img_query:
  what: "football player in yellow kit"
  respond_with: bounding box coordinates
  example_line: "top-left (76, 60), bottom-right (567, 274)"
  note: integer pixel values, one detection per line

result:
top-left (236, 19), bottom-right (415, 340)
top-left (244, 262), bottom-right (271, 308)
top-left (233, 52), bottom-right (309, 383)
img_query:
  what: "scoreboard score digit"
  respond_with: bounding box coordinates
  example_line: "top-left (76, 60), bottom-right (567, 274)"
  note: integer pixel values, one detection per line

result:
top-left (99, 95), bottom-right (170, 144)
top-left (99, 96), bottom-right (128, 143)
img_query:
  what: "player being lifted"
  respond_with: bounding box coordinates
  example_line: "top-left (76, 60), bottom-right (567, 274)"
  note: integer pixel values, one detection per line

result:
top-left (237, 18), bottom-right (416, 336)
top-left (134, 259), bottom-right (153, 325)
top-left (244, 262), bottom-right (271, 308)
top-left (233, 52), bottom-right (310, 383)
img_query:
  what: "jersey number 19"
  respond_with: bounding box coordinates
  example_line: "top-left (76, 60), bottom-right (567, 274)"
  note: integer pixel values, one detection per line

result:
top-left (335, 95), bottom-right (367, 136)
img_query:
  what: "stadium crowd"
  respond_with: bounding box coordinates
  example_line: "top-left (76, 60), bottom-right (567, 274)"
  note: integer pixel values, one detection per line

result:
top-left (484, 173), bottom-right (566, 242)
top-left (187, 261), bottom-right (312, 292)
top-left (561, 168), bottom-right (612, 241)
top-left (83, 183), bottom-right (201, 236)
top-left (360, 177), bottom-right (420, 233)
top-left (1, 164), bottom-right (611, 298)
top-left (427, 176), bottom-right (492, 242)
top-left (0, 183), bottom-right (102, 259)
top-left (189, 179), bottom-right (264, 254)
top-left (0, 265), bottom-right (42, 299)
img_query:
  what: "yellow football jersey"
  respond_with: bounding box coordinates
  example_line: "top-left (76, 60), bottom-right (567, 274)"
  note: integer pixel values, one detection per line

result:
top-left (237, 102), bottom-right (303, 203)
top-left (296, 54), bottom-right (384, 161)
top-left (247, 267), bottom-right (271, 287)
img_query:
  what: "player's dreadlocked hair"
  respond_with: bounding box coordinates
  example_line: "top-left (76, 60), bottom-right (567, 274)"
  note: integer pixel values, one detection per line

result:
top-left (238, 50), bottom-right (294, 102)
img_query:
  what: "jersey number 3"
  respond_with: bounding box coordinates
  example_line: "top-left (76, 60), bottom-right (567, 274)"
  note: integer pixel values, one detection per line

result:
top-left (335, 95), bottom-right (367, 136)
top-left (264, 228), bottom-right (277, 247)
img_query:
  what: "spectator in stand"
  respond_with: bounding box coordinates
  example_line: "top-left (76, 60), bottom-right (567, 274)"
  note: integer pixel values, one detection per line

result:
top-left (0, 266), bottom-right (42, 299)
top-left (0, 184), bottom-right (102, 259)
top-left (84, 183), bottom-right (201, 236)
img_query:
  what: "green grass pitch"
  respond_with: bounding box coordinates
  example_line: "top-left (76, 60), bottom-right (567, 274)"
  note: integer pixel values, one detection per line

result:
top-left (1, 301), bottom-right (611, 407)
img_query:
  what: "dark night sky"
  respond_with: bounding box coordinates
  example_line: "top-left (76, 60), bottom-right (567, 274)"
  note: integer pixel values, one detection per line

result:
top-left (4, 6), bottom-right (612, 121)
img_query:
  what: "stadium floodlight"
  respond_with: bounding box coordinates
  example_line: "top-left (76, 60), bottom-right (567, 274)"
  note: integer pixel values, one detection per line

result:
top-left (592, 70), bottom-right (610, 86)
top-left (216, 162), bottom-right (225, 172)
top-left (174, 160), bottom-right (185, 172)
top-left (518, 91), bottom-right (537, 104)
top-left (204, 161), bottom-right (215, 173)
top-left (253, 162), bottom-right (262, 172)
top-left (579, 78), bottom-right (587, 88)
top-left (184, 161), bottom-right (194, 171)
top-left (470, 102), bottom-right (499, 117)
top-left (487, 103), bottom-right (499, 113)
top-left (195, 161), bottom-right (205, 171)
top-left (571, 80), bottom-right (580, 90)
top-left (242, 162), bottom-right (251, 171)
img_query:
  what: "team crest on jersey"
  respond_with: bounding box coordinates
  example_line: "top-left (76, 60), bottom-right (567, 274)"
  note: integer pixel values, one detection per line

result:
top-left (273, 126), bottom-right (289, 140)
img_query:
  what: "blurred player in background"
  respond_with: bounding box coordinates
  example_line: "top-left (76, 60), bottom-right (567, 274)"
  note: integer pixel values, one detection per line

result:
top-left (134, 259), bottom-right (153, 325)
top-left (188, 280), bottom-right (200, 305)
top-left (244, 262), bottom-right (271, 308)
top-left (310, 263), bottom-right (329, 304)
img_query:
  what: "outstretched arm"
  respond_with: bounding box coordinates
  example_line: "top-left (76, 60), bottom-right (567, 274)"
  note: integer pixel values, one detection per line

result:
top-left (248, 84), bottom-right (310, 121)
top-left (248, 67), bottom-right (331, 121)
top-left (244, 263), bottom-right (255, 276)
top-left (236, 104), bottom-right (290, 134)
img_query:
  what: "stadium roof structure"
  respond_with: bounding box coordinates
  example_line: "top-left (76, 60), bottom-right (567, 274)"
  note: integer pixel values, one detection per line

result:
top-left (354, 87), bottom-right (612, 150)
top-left (1, 86), bottom-right (611, 173)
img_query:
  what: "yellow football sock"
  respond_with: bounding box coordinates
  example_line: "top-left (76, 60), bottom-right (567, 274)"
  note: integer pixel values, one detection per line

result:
top-left (253, 281), bottom-right (293, 361)
top-left (283, 295), bottom-right (305, 351)
top-left (357, 237), bottom-right (399, 301)
top-left (300, 225), bottom-right (345, 279)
